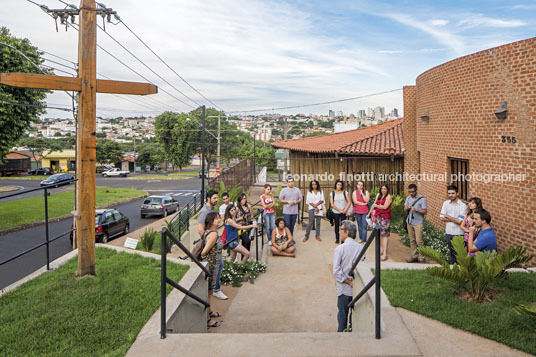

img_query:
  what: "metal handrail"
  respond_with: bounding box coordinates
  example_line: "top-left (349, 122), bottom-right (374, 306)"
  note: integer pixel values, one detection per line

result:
top-left (160, 227), bottom-right (210, 339)
top-left (347, 228), bottom-right (381, 339)
top-left (0, 179), bottom-right (78, 271)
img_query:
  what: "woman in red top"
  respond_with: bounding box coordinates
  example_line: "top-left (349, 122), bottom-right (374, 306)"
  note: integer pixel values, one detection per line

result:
top-left (352, 181), bottom-right (370, 243)
top-left (260, 184), bottom-right (276, 244)
top-left (367, 184), bottom-right (392, 261)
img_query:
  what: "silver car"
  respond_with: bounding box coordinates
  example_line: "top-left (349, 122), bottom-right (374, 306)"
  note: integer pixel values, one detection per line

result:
top-left (140, 195), bottom-right (179, 218)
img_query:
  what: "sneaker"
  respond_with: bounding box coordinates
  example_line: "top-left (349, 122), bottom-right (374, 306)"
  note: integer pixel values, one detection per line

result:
top-left (213, 290), bottom-right (228, 300)
top-left (406, 257), bottom-right (419, 263)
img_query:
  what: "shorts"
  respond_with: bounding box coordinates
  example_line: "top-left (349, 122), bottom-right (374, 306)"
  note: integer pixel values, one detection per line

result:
top-left (228, 239), bottom-right (239, 250)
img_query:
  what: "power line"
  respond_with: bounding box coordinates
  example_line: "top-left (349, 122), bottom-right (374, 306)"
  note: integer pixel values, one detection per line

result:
top-left (42, 57), bottom-right (76, 70)
top-left (40, 49), bottom-right (77, 65)
top-left (96, 22), bottom-right (201, 108)
top-left (0, 100), bottom-right (73, 112)
top-left (117, 16), bottom-right (226, 113)
top-left (227, 88), bottom-right (403, 114)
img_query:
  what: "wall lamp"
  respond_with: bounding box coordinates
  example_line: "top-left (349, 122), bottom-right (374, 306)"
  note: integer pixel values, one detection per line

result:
top-left (494, 101), bottom-right (507, 120)
top-left (420, 110), bottom-right (430, 121)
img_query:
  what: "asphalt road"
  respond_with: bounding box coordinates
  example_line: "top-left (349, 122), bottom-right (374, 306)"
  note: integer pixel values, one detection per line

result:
top-left (0, 177), bottom-right (201, 290)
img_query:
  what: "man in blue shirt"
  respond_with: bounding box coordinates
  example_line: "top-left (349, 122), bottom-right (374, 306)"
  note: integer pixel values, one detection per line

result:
top-left (467, 209), bottom-right (497, 253)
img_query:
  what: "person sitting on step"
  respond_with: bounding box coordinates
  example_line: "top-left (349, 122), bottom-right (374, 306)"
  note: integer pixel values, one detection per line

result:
top-left (271, 218), bottom-right (296, 257)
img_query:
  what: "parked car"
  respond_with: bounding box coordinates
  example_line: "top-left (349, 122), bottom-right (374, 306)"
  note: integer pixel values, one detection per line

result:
top-left (40, 173), bottom-right (74, 187)
top-left (102, 168), bottom-right (129, 177)
top-left (165, 192), bottom-right (182, 204)
top-left (96, 165), bottom-right (114, 173)
top-left (28, 167), bottom-right (53, 175)
top-left (140, 195), bottom-right (179, 218)
top-left (70, 208), bottom-right (129, 245)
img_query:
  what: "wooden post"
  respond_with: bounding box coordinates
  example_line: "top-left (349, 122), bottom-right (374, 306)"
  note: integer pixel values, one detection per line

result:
top-left (76, 0), bottom-right (97, 276)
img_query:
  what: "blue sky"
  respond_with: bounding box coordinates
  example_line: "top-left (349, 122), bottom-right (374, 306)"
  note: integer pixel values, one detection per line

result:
top-left (2, 0), bottom-right (535, 118)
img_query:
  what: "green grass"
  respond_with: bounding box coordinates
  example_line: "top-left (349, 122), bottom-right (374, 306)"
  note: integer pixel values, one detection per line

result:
top-left (129, 174), bottom-right (190, 180)
top-left (0, 187), bottom-right (146, 231)
top-left (381, 269), bottom-right (536, 354)
top-left (0, 175), bottom-right (49, 180)
top-left (0, 247), bottom-right (189, 357)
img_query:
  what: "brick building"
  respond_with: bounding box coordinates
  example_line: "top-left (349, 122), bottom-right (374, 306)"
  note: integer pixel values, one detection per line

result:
top-left (404, 37), bottom-right (536, 257)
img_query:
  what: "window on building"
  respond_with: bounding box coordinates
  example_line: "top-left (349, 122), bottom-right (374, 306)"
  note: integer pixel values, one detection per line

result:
top-left (449, 158), bottom-right (469, 200)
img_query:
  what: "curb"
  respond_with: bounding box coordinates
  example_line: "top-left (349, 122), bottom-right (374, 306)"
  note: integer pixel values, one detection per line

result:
top-left (0, 194), bottom-right (148, 237)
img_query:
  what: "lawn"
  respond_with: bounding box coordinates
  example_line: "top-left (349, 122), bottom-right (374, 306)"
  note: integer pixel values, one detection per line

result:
top-left (0, 187), bottom-right (146, 231)
top-left (0, 175), bottom-right (49, 180)
top-left (0, 248), bottom-right (189, 357)
top-left (381, 269), bottom-right (536, 355)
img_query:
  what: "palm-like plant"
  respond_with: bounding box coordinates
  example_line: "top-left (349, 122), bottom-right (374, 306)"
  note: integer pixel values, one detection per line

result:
top-left (513, 303), bottom-right (536, 317)
top-left (418, 235), bottom-right (532, 302)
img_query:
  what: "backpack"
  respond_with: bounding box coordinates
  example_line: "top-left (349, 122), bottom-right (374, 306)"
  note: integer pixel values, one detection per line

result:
top-left (192, 229), bottom-right (217, 261)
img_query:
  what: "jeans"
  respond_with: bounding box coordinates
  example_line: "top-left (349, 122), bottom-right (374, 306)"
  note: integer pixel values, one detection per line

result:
top-left (283, 213), bottom-right (298, 237)
top-left (445, 234), bottom-right (460, 264)
top-left (214, 257), bottom-right (223, 292)
top-left (333, 213), bottom-right (344, 242)
top-left (305, 209), bottom-right (322, 239)
top-left (263, 212), bottom-right (275, 243)
top-left (337, 294), bottom-right (352, 332)
top-left (354, 213), bottom-right (368, 242)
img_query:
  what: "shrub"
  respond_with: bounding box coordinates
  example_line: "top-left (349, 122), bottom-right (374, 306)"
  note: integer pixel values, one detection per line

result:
top-left (418, 236), bottom-right (533, 302)
top-left (220, 259), bottom-right (267, 287)
top-left (394, 219), bottom-right (450, 261)
top-left (139, 228), bottom-right (157, 251)
top-left (274, 184), bottom-right (283, 217)
top-left (513, 303), bottom-right (536, 318)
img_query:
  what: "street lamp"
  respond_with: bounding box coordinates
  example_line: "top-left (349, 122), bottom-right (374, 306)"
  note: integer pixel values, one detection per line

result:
top-left (205, 112), bottom-right (228, 174)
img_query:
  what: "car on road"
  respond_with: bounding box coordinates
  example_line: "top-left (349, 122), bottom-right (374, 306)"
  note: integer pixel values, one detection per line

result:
top-left (70, 208), bottom-right (130, 244)
top-left (140, 195), bottom-right (179, 218)
top-left (96, 165), bottom-right (114, 173)
top-left (28, 167), bottom-right (53, 175)
top-left (102, 168), bottom-right (129, 177)
top-left (40, 173), bottom-right (74, 187)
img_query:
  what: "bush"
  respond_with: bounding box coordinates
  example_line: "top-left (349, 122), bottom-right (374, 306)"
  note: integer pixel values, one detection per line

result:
top-left (139, 228), bottom-right (157, 251)
top-left (274, 184), bottom-right (283, 217)
top-left (395, 219), bottom-right (450, 261)
top-left (220, 259), bottom-right (267, 287)
top-left (418, 235), bottom-right (533, 302)
top-left (152, 231), bottom-right (171, 255)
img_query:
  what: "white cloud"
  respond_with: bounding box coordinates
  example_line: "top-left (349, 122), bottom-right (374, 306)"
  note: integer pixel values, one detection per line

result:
top-left (457, 15), bottom-right (526, 28)
top-left (429, 19), bottom-right (449, 26)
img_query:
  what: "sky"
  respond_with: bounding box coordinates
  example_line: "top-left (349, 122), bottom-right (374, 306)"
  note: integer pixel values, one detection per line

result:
top-left (1, 0), bottom-right (535, 119)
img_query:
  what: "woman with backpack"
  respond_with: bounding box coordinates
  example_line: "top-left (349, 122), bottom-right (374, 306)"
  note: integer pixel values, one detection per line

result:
top-left (236, 193), bottom-right (253, 252)
top-left (224, 204), bottom-right (258, 263)
top-left (200, 211), bottom-right (224, 327)
top-left (330, 179), bottom-right (351, 244)
top-left (367, 184), bottom-right (392, 261)
top-left (352, 181), bottom-right (370, 243)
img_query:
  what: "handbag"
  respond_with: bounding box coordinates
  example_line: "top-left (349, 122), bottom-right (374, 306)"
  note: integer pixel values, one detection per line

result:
top-left (403, 197), bottom-right (423, 232)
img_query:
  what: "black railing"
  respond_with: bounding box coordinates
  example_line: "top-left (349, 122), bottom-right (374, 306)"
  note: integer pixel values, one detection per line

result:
top-left (0, 179), bottom-right (77, 271)
top-left (348, 228), bottom-right (381, 339)
top-left (167, 192), bottom-right (202, 240)
top-left (160, 227), bottom-right (210, 339)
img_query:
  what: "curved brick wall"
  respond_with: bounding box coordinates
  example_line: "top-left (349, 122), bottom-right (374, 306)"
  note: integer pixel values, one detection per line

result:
top-left (406, 37), bottom-right (536, 256)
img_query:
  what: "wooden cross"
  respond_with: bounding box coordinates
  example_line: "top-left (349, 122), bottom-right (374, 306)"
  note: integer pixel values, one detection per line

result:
top-left (0, 0), bottom-right (157, 277)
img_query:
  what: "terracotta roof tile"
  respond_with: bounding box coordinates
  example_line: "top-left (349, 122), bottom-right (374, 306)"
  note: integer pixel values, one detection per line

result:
top-left (271, 118), bottom-right (404, 156)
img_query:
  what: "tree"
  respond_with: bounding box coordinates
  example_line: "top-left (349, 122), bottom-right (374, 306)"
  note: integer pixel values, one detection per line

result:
top-left (96, 139), bottom-right (123, 166)
top-left (304, 131), bottom-right (330, 138)
top-left (0, 27), bottom-right (49, 163)
top-left (136, 142), bottom-right (164, 171)
top-left (154, 111), bottom-right (197, 171)
top-left (18, 136), bottom-right (62, 161)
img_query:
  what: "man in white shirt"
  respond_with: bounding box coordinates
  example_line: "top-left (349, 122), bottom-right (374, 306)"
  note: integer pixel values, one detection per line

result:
top-left (333, 220), bottom-right (363, 332)
top-left (219, 192), bottom-right (232, 218)
top-left (440, 185), bottom-right (467, 264)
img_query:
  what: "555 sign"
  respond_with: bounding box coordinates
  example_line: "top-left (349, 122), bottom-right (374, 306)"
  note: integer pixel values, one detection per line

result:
top-left (501, 136), bottom-right (517, 144)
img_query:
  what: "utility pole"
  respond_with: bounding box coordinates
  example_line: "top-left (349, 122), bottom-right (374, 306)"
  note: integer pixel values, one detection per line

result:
top-left (201, 105), bottom-right (206, 200)
top-left (0, 0), bottom-right (157, 277)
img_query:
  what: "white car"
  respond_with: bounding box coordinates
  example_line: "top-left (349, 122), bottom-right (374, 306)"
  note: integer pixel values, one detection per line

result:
top-left (102, 168), bottom-right (129, 177)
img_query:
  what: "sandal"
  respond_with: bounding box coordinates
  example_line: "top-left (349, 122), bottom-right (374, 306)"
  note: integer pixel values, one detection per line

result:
top-left (316, 237), bottom-right (322, 242)
top-left (209, 311), bottom-right (222, 318)
top-left (380, 256), bottom-right (388, 261)
top-left (302, 237), bottom-right (308, 242)
top-left (207, 319), bottom-right (222, 328)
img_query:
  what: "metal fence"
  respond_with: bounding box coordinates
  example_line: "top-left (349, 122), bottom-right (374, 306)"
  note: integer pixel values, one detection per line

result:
top-left (167, 192), bottom-right (203, 240)
top-left (208, 158), bottom-right (254, 192)
top-left (0, 180), bottom-right (77, 271)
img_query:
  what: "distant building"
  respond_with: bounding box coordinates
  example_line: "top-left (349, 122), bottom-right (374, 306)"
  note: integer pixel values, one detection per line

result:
top-left (328, 110), bottom-right (335, 119)
top-left (357, 110), bottom-right (366, 118)
top-left (390, 108), bottom-right (399, 118)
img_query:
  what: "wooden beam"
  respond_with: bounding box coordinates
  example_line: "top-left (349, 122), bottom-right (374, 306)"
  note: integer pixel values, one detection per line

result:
top-left (96, 79), bottom-right (157, 95)
top-left (0, 73), bottom-right (81, 91)
top-left (0, 73), bottom-right (158, 96)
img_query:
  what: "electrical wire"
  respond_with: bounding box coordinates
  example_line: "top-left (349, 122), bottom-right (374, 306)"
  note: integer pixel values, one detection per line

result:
top-left (42, 57), bottom-right (76, 70)
top-left (0, 100), bottom-right (73, 112)
top-left (227, 88), bottom-right (403, 113)
top-left (117, 16), bottom-right (226, 113)
top-left (97, 22), bottom-right (201, 108)
top-left (40, 49), bottom-right (77, 65)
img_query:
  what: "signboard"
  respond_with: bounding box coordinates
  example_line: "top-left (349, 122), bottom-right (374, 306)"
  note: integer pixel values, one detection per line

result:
top-left (124, 237), bottom-right (139, 250)
top-left (216, 167), bottom-right (221, 174)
